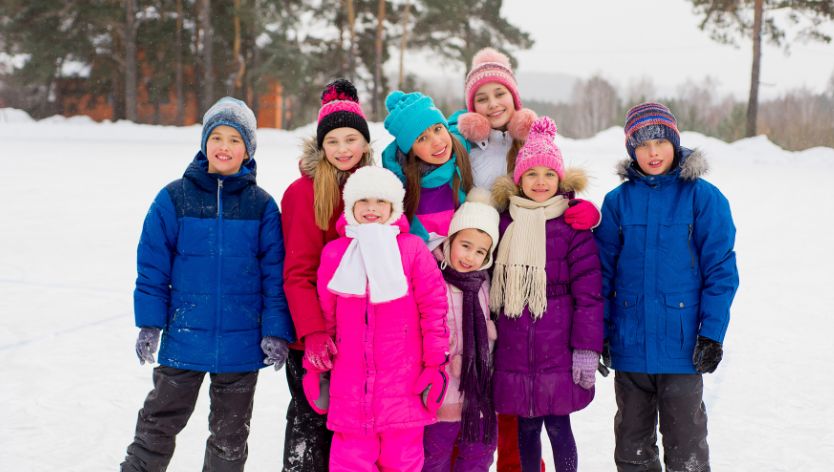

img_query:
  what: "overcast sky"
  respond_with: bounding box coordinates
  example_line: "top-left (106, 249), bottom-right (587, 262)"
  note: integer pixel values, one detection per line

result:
top-left (501, 0), bottom-right (834, 99)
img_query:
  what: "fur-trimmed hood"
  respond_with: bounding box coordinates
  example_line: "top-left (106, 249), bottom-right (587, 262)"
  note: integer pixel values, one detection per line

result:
top-left (616, 147), bottom-right (708, 182)
top-left (297, 136), bottom-right (374, 179)
top-left (490, 167), bottom-right (589, 212)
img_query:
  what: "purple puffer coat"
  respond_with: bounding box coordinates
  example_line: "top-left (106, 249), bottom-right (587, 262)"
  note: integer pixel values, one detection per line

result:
top-left (490, 173), bottom-right (604, 417)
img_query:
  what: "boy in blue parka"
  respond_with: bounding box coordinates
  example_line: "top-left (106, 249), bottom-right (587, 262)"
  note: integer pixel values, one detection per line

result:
top-left (121, 97), bottom-right (295, 472)
top-left (595, 102), bottom-right (738, 472)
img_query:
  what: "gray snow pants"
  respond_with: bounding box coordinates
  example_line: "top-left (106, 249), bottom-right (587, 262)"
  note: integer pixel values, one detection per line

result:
top-left (282, 348), bottom-right (332, 472)
top-left (613, 372), bottom-right (710, 472)
top-left (121, 365), bottom-right (258, 472)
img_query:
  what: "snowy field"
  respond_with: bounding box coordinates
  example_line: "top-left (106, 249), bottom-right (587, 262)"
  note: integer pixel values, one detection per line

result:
top-left (1, 110), bottom-right (833, 471)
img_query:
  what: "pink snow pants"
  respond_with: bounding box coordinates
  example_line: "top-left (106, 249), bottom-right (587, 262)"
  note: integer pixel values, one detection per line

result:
top-left (330, 427), bottom-right (425, 471)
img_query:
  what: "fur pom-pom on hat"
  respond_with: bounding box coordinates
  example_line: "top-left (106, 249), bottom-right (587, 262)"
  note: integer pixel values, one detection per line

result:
top-left (464, 47), bottom-right (522, 113)
top-left (443, 187), bottom-right (501, 270)
top-left (456, 108), bottom-right (537, 143)
top-left (317, 78), bottom-right (370, 149)
top-left (342, 166), bottom-right (405, 226)
top-left (512, 116), bottom-right (564, 183)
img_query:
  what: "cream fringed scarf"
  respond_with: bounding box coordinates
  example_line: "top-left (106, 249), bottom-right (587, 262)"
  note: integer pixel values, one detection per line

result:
top-left (490, 195), bottom-right (568, 318)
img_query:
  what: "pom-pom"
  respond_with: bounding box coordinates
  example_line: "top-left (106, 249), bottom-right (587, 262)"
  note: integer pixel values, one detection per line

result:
top-left (529, 116), bottom-right (557, 139)
top-left (457, 112), bottom-right (491, 142)
top-left (507, 108), bottom-right (537, 141)
top-left (385, 90), bottom-right (406, 112)
top-left (471, 47), bottom-right (511, 68)
top-left (321, 78), bottom-right (359, 105)
top-left (465, 187), bottom-right (493, 206)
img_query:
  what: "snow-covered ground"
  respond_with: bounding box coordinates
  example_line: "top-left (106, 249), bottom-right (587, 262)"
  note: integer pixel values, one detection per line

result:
top-left (1, 110), bottom-right (832, 471)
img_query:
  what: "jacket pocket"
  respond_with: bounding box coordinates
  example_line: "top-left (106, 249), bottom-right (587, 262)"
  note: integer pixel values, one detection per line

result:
top-left (663, 291), bottom-right (700, 358)
top-left (611, 292), bottom-right (640, 349)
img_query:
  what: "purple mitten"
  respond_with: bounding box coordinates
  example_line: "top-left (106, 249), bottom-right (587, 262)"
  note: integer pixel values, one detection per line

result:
top-left (135, 327), bottom-right (161, 365)
top-left (572, 349), bottom-right (599, 390)
top-left (302, 357), bottom-right (330, 414)
top-left (564, 199), bottom-right (601, 230)
top-left (261, 336), bottom-right (290, 371)
top-left (412, 366), bottom-right (449, 414)
top-left (304, 331), bottom-right (338, 371)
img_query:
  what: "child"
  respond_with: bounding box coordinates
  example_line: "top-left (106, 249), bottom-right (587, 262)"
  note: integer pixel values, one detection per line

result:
top-left (450, 47), bottom-right (600, 235)
top-left (595, 102), bottom-right (739, 471)
top-left (280, 78), bottom-right (373, 471)
top-left (490, 116), bottom-right (603, 472)
top-left (423, 188), bottom-right (501, 472)
top-left (122, 97), bottom-right (295, 471)
top-left (303, 165), bottom-right (450, 471)
top-left (381, 90), bottom-right (474, 250)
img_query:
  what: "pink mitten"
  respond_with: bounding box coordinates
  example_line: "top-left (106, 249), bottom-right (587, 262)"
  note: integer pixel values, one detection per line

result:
top-left (572, 349), bottom-right (599, 390)
top-left (303, 331), bottom-right (337, 371)
top-left (412, 367), bottom-right (449, 414)
top-left (302, 357), bottom-right (330, 414)
top-left (564, 199), bottom-right (601, 230)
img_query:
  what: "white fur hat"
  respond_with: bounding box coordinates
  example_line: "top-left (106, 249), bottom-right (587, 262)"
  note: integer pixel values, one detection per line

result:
top-left (342, 166), bottom-right (406, 226)
top-left (443, 187), bottom-right (500, 270)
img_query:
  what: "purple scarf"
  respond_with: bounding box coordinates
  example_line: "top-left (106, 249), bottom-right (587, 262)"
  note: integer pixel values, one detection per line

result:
top-left (442, 266), bottom-right (496, 444)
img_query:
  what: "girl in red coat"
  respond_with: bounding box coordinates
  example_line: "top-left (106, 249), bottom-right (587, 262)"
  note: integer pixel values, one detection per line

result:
top-left (279, 78), bottom-right (373, 471)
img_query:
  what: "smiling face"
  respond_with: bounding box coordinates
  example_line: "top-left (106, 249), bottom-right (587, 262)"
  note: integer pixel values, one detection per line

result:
top-left (449, 228), bottom-right (493, 273)
top-left (411, 123), bottom-right (453, 165)
top-left (634, 138), bottom-right (675, 175)
top-left (322, 127), bottom-right (369, 172)
top-left (206, 125), bottom-right (247, 175)
top-left (519, 165), bottom-right (560, 202)
top-left (352, 198), bottom-right (393, 224)
top-left (473, 82), bottom-right (516, 130)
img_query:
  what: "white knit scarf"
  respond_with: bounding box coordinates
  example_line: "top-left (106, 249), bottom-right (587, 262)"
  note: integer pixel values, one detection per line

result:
top-left (489, 195), bottom-right (568, 319)
top-left (328, 223), bottom-right (408, 304)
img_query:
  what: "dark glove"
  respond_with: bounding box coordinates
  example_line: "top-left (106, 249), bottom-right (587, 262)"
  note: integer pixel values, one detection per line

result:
top-left (135, 327), bottom-right (161, 365)
top-left (412, 366), bottom-right (449, 414)
top-left (692, 336), bottom-right (723, 374)
top-left (598, 339), bottom-right (611, 377)
top-left (261, 336), bottom-right (290, 371)
top-left (564, 199), bottom-right (601, 230)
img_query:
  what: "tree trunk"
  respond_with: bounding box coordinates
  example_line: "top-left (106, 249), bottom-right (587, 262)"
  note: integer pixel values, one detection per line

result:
top-left (398, 0), bottom-right (411, 89)
top-left (200, 0), bottom-right (214, 110)
top-left (746, 0), bottom-right (764, 137)
top-left (345, 0), bottom-right (356, 81)
top-left (125, 0), bottom-right (137, 122)
top-left (175, 0), bottom-right (185, 124)
top-left (372, 0), bottom-right (386, 120)
top-left (231, 0), bottom-right (245, 96)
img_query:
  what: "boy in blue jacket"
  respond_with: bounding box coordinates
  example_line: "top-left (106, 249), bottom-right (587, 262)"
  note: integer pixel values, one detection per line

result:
top-left (121, 97), bottom-right (295, 472)
top-left (595, 102), bottom-right (738, 472)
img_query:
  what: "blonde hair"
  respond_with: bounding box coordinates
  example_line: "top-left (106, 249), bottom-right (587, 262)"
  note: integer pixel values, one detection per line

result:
top-left (312, 146), bottom-right (373, 231)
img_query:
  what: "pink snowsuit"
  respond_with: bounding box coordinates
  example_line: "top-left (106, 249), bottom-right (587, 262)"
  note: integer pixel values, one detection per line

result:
top-left (317, 216), bottom-right (450, 471)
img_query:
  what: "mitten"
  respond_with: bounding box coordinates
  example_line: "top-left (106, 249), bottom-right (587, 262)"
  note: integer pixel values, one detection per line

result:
top-left (135, 327), bottom-right (161, 365)
top-left (413, 366), bottom-right (449, 414)
top-left (564, 199), bottom-right (601, 230)
top-left (302, 357), bottom-right (330, 414)
top-left (692, 336), bottom-right (723, 374)
top-left (571, 349), bottom-right (599, 390)
top-left (261, 336), bottom-right (290, 371)
top-left (303, 331), bottom-right (337, 371)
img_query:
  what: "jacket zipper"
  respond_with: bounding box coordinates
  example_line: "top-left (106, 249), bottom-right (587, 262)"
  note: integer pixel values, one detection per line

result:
top-left (215, 179), bottom-right (224, 369)
top-left (687, 224), bottom-right (695, 268)
top-left (528, 319), bottom-right (535, 417)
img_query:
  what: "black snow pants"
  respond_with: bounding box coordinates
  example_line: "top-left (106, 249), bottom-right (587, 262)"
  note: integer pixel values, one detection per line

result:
top-left (283, 348), bottom-right (333, 471)
top-left (121, 365), bottom-right (258, 472)
top-left (614, 372), bottom-right (710, 472)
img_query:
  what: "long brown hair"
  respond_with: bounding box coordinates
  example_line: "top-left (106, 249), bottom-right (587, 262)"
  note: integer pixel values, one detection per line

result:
top-left (312, 146), bottom-right (373, 230)
top-left (403, 133), bottom-right (473, 222)
top-left (506, 138), bottom-right (524, 175)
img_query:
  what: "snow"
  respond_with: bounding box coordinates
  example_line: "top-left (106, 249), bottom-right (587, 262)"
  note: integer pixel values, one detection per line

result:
top-left (1, 108), bottom-right (832, 471)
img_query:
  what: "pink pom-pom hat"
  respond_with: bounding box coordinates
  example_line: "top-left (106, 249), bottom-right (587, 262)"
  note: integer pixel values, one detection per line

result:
top-left (464, 47), bottom-right (523, 113)
top-left (512, 116), bottom-right (564, 183)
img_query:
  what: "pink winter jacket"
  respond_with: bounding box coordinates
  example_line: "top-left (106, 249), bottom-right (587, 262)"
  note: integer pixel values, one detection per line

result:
top-left (436, 279), bottom-right (497, 422)
top-left (317, 216), bottom-right (450, 434)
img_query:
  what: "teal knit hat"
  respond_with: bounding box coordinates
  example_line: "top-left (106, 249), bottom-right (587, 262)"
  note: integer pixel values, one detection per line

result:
top-left (383, 90), bottom-right (448, 154)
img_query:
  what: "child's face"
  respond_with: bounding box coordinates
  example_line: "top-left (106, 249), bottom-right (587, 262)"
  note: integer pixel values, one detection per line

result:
top-left (634, 138), bottom-right (675, 175)
top-left (473, 82), bottom-right (515, 130)
top-left (449, 228), bottom-right (493, 273)
top-left (206, 125), bottom-right (247, 176)
top-left (520, 165), bottom-right (560, 202)
top-left (411, 124), bottom-right (453, 165)
top-left (353, 198), bottom-right (393, 224)
top-left (323, 127), bottom-right (369, 172)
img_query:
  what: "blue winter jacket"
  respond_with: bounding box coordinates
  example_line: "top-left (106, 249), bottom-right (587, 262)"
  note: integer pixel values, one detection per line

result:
top-left (134, 152), bottom-right (295, 373)
top-left (595, 148), bottom-right (738, 374)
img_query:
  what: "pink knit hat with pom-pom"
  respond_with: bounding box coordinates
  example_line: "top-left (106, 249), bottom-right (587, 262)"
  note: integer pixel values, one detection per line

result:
top-left (512, 116), bottom-right (564, 183)
top-left (464, 48), bottom-right (522, 112)
top-left (317, 78), bottom-right (370, 148)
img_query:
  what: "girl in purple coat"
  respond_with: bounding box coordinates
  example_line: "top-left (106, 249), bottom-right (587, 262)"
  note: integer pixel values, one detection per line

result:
top-left (489, 117), bottom-right (604, 472)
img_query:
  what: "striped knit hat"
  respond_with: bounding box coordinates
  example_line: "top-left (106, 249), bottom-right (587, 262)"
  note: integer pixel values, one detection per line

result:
top-left (201, 97), bottom-right (257, 159)
top-left (464, 48), bottom-right (522, 113)
top-left (513, 116), bottom-right (563, 184)
top-left (317, 78), bottom-right (370, 149)
top-left (624, 102), bottom-right (680, 159)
